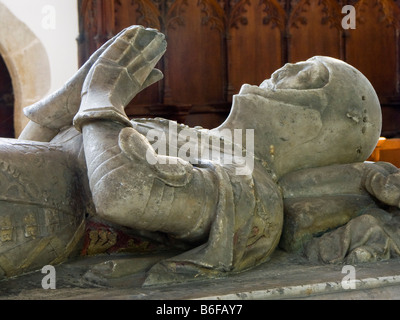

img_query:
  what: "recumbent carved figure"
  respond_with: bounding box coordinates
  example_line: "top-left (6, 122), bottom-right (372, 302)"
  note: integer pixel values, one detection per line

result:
top-left (0, 26), bottom-right (398, 284)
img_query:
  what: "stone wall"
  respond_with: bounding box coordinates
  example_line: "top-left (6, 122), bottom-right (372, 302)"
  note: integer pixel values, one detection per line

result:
top-left (0, 2), bottom-right (50, 137)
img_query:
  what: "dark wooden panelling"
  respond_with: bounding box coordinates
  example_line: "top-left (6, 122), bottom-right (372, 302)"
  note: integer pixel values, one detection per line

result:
top-left (164, 0), bottom-right (226, 105)
top-left (346, 0), bottom-right (399, 100)
top-left (288, 0), bottom-right (343, 62)
top-left (228, 0), bottom-right (285, 96)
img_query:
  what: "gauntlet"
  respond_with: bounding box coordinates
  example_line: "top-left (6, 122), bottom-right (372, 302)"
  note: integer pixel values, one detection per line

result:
top-left (73, 26), bottom-right (166, 130)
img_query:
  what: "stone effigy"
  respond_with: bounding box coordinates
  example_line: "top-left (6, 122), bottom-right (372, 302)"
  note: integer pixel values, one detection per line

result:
top-left (0, 26), bottom-right (399, 285)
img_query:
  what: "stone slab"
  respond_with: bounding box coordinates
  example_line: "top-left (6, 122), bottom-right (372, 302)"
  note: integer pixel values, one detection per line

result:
top-left (0, 250), bottom-right (399, 300)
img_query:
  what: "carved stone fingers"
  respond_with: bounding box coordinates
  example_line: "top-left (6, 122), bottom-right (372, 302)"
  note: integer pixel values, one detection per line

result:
top-left (74, 26), bottom-right (167, 130)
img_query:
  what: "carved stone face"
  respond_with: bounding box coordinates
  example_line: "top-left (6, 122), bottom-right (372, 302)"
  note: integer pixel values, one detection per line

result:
top-left (219, 56), bottom-right (382, 177)
top-left (261, 60), bottom-right (329, 91)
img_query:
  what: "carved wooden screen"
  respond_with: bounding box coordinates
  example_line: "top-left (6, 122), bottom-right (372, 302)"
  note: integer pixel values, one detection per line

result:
top-left (288, 0), bottom-right (343, 61)
top-left (78, 0), bottom-right (400, 136)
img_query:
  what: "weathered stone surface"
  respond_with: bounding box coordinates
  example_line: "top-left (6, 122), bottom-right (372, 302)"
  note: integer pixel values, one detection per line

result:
top-left (2, 250), bottom-right (400, 300)
top-left (0, 2), bottom-right (50, 136)
top-left (0, 25), bottom-right (397, 287)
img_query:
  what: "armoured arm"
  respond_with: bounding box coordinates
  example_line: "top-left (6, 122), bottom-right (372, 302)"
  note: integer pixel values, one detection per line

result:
top-left (279, 162), bottom-right (400, 252)
top-left (279, 163), bottom-right (377, 251)
top-left (73, 27), bottom-right (217, 240)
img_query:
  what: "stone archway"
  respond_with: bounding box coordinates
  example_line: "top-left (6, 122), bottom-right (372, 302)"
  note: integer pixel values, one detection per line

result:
top-left (0, 2), bottom-right (50, 137)
top-left (0, 54), bottom-right (14, 137)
